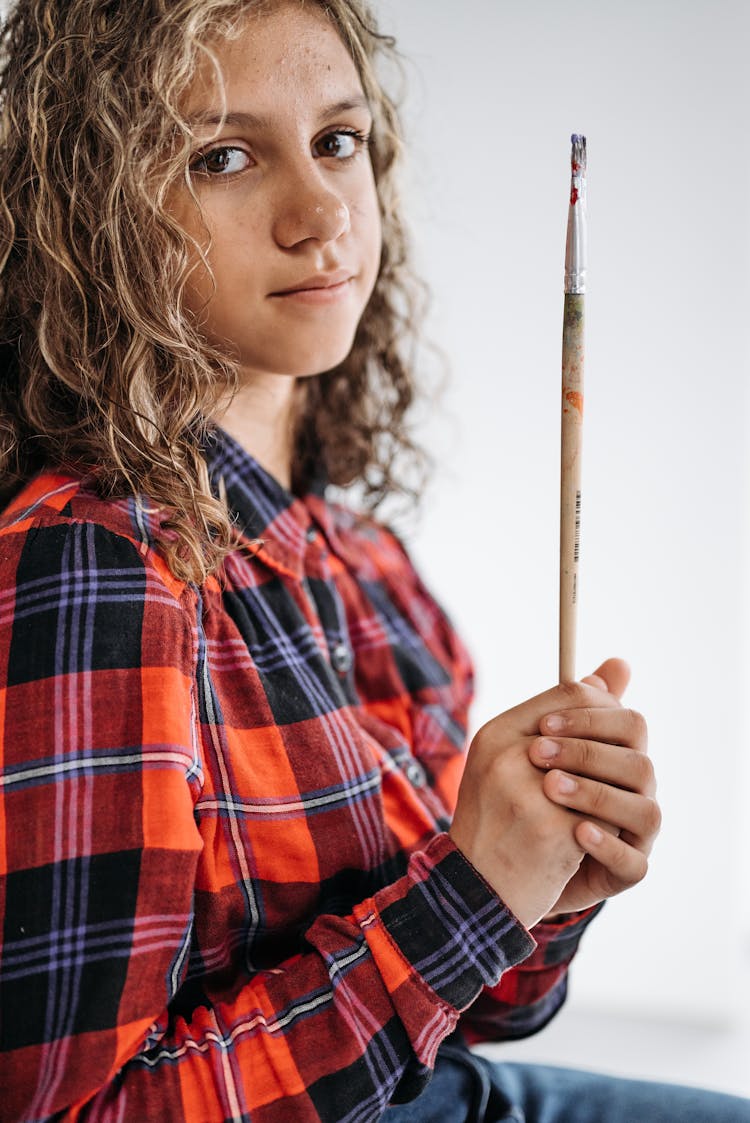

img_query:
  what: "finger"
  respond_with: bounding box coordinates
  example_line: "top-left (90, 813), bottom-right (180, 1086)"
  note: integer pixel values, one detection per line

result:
top-left (538, 707), bottom-right (648, 753)
top-left (575, 820), bottom-right (649, 894)
top-left (543, 769), bottom-right (662, 847)
top-left (586, 658), bottom-right (630, 700)
top-left (494, 678), bottom-right (622, 738)
top-left (579, 673), bottom-right (608, 691)
top-left (529, 736), bottom-right (655, 796)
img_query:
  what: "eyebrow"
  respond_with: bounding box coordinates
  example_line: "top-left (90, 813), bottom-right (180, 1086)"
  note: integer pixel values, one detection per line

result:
top-left (187, 95), bottom-right (372, 130)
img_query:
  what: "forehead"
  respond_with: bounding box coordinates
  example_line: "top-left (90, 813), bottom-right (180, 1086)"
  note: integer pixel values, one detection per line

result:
top-left (184, 1), bottom-right (365, 120)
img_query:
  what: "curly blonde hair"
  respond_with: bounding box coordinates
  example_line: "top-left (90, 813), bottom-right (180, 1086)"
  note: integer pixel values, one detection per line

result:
top-left (0, 0), bottom-right (424, 582)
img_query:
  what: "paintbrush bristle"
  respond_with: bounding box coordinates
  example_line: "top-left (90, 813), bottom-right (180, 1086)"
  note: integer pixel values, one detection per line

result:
top-left (570, 134), bottom-right (587, 171)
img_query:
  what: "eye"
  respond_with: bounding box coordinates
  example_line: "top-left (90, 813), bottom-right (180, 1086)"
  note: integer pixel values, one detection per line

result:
top-left (313, 129), bottom-right (370, 160)
top-left (190, 146), bottom-right (251, 177)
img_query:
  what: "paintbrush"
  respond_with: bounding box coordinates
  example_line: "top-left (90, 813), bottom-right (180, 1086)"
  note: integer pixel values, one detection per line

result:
top-left (559, 134), bottom-right (587, 683)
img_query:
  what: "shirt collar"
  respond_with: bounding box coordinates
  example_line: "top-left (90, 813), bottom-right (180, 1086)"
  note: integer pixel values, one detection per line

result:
top-left (202, 425), bottom-right (331, 579)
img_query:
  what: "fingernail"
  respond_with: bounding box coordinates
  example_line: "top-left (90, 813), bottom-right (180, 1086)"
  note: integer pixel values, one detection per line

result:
top-left (586, 825), bottom-right (604, 845)
top-left (544, 714), bottom-right (566, 732)
top-left (537, 738), bottom-right (560, 760)
top-left (557, 774), bottom-right (577, 794)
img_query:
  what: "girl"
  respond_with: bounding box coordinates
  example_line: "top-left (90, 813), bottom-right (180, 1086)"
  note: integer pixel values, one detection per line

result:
top-left (0, 1), bottom-right (745, 1120)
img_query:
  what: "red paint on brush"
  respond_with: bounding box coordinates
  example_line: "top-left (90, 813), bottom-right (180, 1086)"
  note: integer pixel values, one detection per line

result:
top-left (570, 186), bottom-right (579, 205)
top-left (565, 390), bottom-right (584, 415)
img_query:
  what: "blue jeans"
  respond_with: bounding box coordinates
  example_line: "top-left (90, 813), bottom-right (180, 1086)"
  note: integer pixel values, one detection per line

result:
top-left (384, 1044), bottom-right (750, 1122)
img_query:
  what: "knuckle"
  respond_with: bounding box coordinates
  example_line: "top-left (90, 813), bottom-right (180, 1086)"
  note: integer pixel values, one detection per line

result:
top-left (472, 720), bottom-right (496, 753)
top-left (630, 852), bottom-right (649, 885)
top-left (491, 714), bottom-right (513, 741)
top-left (632, 751), bottom-right (655, 793)
top-left (627, 709), bottom-right (648, 747)
top-left (643, 797), bottom-right (662, 837)
top-left (608, 846), bottom-right (648, 892)
top-left (588, 781), bottom-right (608, 816)
top-left (487, 751), bottom-right (513, 789)
top-left (578, 737), bottom-right (599, 772)
top-left (472, 720), bottom-right (510, 764)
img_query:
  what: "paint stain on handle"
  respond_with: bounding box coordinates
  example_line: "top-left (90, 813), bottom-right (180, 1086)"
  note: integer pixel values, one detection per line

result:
top-left (565, 390), bottom-right (584, 415)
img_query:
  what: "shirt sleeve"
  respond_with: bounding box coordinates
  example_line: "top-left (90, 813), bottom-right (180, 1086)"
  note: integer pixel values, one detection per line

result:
top-left (459, 905), bottom-right (605, 1045)
top-left (0, 518), bottom-right (535, 1123)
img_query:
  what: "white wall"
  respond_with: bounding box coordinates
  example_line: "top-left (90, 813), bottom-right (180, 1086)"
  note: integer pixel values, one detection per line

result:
top-left (374, 0), bottom-right (750, 1027)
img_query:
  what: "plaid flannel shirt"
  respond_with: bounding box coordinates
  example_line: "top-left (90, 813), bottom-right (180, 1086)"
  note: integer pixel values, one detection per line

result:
top-left (0, 428), bottom-right (599, 1122)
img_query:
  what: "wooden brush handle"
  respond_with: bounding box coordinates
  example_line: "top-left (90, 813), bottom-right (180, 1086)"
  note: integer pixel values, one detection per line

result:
top-left (559, 293), bottom-right (584, 683)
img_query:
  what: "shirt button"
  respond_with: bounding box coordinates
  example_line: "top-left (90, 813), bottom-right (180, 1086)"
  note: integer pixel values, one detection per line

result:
top-left (405, 760), bottom-right (427, 788)
top-left (305, 526), bottom-right (318, 544)
top-left (330, 642), bottom-right (352, 675)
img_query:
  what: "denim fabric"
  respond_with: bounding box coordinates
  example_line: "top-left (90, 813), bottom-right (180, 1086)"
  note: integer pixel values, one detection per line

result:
top-left (384, 1046), bottom-right (750, 1122)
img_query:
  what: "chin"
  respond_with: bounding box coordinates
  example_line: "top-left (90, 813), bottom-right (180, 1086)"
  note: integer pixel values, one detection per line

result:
top-left (276, 338), bottom-right (359, 379)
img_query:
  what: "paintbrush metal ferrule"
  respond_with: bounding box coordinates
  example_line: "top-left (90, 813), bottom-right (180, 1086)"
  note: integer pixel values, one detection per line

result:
top-left (564, 133), bottom-right (587, 295)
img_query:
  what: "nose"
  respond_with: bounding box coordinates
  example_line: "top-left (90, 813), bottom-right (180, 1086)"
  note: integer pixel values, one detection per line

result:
top-left (272, 176), bottom-right (351, 249)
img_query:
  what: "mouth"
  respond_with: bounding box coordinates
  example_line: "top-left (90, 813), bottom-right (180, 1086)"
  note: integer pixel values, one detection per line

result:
top-left (269, 271), bottom-right (354, 306)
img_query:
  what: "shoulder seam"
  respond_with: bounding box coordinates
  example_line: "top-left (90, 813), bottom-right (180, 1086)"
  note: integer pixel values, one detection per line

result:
top-left (0, 509), bottom-right (189, 603)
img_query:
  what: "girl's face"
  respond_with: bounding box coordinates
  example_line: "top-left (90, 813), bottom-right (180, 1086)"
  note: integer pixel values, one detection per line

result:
top-left (170, 0), bottom-right (382, 385)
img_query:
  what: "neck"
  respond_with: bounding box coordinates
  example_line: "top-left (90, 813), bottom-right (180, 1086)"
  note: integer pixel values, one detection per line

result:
top-left (214, 373), bottom-right (299, 491)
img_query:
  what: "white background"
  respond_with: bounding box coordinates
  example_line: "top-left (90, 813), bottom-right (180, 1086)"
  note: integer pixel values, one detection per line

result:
top-left (373, 0), bottom-right (750, 1082)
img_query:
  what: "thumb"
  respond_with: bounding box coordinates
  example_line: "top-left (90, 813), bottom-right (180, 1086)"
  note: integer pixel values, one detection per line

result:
top-left (580, 657), bottom-right (630, 700)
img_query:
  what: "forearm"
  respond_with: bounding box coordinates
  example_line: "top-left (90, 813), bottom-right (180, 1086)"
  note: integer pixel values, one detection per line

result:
top-left (7, 837), bottom-right (533, 1122)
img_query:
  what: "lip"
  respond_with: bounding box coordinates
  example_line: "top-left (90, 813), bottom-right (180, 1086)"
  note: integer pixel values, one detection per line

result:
top-left (270, 269), bottom-right (354, 301)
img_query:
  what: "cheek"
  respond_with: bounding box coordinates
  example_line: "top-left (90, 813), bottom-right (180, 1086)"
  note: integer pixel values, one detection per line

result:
top-left (183, 213), bottom-right (259, 320)
top-left (354, 183), bottom-right (383, 290)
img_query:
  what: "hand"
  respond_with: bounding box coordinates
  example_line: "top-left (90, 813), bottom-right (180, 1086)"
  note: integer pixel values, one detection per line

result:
top-left (450, 668), bottom-right (624, 929)
top-left (528, 658), bottom-right (661, 919)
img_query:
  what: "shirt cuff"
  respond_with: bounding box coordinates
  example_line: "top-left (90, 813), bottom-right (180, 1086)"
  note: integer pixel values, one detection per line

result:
top-left (529, 901), bottom-right (605, 966)
top-left (360, 833), bottom-right (535, 1013)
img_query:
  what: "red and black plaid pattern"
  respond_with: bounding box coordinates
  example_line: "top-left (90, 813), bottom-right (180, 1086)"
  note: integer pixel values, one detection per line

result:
top-left (0, 429), bottom-right (599, 1122)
